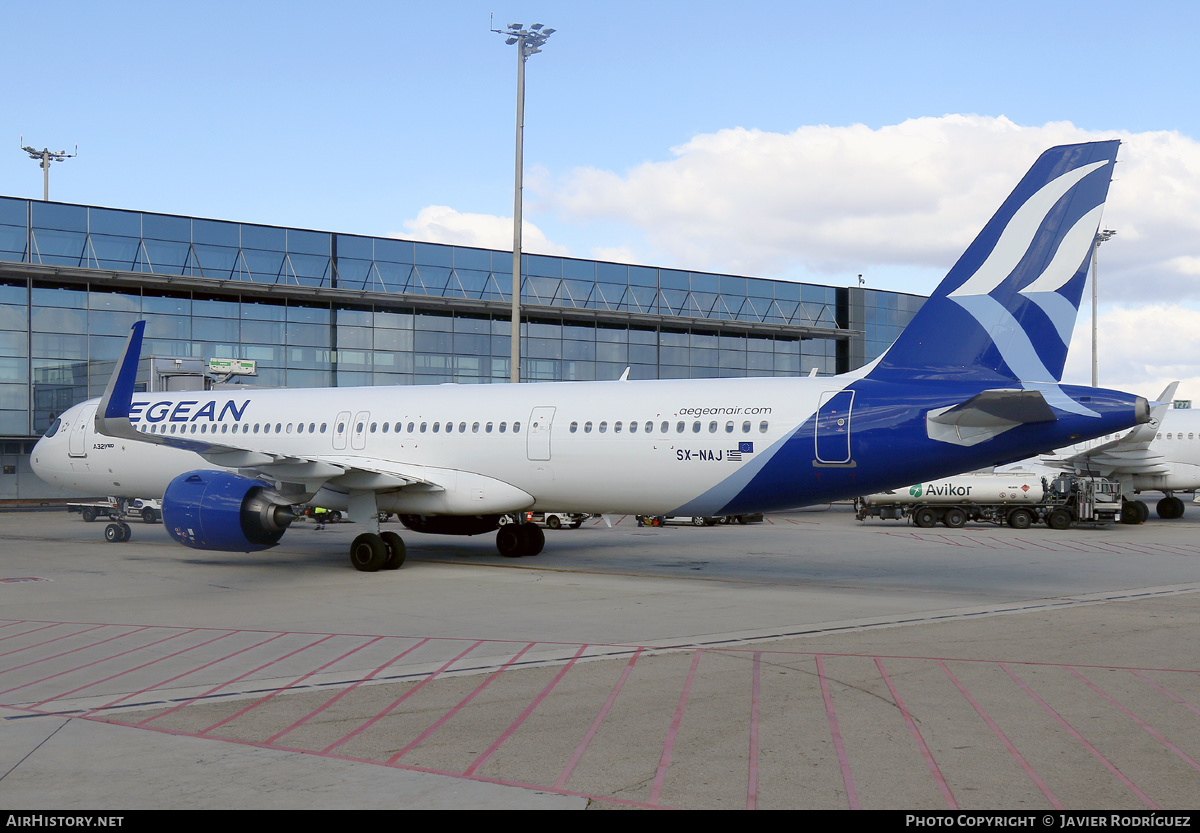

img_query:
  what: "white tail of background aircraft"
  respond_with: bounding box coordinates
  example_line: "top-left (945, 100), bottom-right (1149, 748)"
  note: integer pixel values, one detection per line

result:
top-left (32, 141), bottom-right (1149, 571)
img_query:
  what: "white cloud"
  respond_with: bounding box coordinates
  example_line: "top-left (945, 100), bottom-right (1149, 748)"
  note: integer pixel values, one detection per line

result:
top-left (392, 205), bottom-right (569, 256)
top-left (541, 115), bottom-right (1200, 305)
top-left (1064, 303), bottom-right (1200, 400)
top-left (393, 116), bottom-right (1200, 397)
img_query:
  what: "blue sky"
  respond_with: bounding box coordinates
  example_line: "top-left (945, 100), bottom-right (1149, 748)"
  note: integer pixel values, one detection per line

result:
top-left (5, 1), bottom-right (1200, 395)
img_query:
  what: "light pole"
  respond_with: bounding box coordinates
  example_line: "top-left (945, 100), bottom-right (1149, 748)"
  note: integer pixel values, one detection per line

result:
top-left (1090, 228), bottom-right (1116, 387)
top-left (493, 20), bottom-right (555, 383)
top-left (20, 138), bottom-right (77, 201)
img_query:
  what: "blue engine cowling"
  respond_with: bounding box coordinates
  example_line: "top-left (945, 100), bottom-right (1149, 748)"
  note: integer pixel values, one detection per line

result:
top-left (163, 470), bottom-right (297, 552)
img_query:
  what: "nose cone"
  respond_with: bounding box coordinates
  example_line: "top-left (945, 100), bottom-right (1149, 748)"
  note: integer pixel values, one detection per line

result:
top-left (30, 412), bottom-right (67, 486)
top-left (30, 434), bottom-right (55, 485)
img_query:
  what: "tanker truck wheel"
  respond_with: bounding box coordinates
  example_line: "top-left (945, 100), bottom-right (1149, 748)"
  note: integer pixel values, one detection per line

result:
top-left (942, 508), bottom-right (966, 529)
top-left (913, 507), bottom-right (938, 529)
top-left (1046, 508), bottom-right (1072, 530)
top-left (1007, 509), bottom-right (1034, 530)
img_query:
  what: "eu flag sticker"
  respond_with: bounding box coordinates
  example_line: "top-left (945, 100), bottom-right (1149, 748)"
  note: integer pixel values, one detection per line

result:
top-left (739, 442), bottom-right (754, 454)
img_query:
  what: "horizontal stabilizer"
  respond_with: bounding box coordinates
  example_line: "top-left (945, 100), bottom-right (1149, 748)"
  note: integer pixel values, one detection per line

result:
top-left (927, 389), bottom-right (1056, 446)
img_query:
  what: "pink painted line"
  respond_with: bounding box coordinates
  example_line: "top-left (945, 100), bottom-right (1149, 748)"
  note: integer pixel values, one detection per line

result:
top-left (648, 648), bottom-right (702, 806)
top-left (465, 643), bottom-right (590, 776)
top-left (0, 628), bottom-right (186, 699)
top-left (555, 647), bottom-right (644, 790)
top-left (746, 652), bottom-right (761, 810)
top-left (1070, 667), bottom-right (1200, 775)
top-left (137, 633), bottom-right (290, 725)
top-left (0, 622), bottom-right (77, 646)
top-left (197, 634), bottom-right (338, 735)
top-left (0, 624), bottom-right (127, 665)
top-left (38, 630), bottom-right (237, 710)
top-left (1000, 537), bottom-right (1036, 551)
top-left (87, 631), bottom-right (281, 717)
top-left (1131, 670), bottom-right (1200, 717)
top-left (268, 638), bottom-right (431, 745)
top-left (938, 660), bottom-right (1062, 809)
top-left (961, 536), bottom-right (999, 549)
top-left (322, 640), bottom-right (484, 755)
top-left (876, 657), bottom-right (956, 809)
top-left (1001, 663), bottom-right (1157, 809)
top-left (817, 654), bottom-right (859, 810)
top-left (387, 642), bottom-right (537, 765)
top-left (194, 638), bottom-right (384, 729)
top-left (1036, 539), bottom-right (1092, 553)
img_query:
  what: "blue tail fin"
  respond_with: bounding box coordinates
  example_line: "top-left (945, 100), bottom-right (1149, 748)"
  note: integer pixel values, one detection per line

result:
top-left (867, 141), bottom-right (1119, 383)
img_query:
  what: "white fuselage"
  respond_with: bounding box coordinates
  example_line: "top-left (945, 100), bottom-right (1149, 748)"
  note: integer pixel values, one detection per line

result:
top-left (32, 374), bottom-right (832, 515)
top-left (1051, 408), bottom-right (1200, 493)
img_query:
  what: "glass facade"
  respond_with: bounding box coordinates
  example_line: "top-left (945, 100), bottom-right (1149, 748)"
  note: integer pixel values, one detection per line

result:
top-left (0, 196), bottom-right (923, 438)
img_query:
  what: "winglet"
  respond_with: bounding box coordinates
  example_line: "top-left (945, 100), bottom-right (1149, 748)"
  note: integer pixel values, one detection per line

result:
top-left (95, 321), bottom-right (145, 440)
top-left (1123, 381), bottom-right (1179, 443)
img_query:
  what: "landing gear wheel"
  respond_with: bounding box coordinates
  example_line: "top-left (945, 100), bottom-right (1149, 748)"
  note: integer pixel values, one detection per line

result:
top-left (380, 531), bottom-right (406, 570)
top-left (349, 533), bottom-right (388, 572)
top-left (104, 522), bottom-right (123, 542)
top-left (1008, 509), bottom-right (1034, 530)
top-left (1047, 508), bottom-right (1072, 530)
top-left (1122, 500), bottom-right (1149, 524)
top-left (942, 508), bottom-right (966, 529)
top-left (497, 525), bottom-right (524, 557)
top-left (547, 515), bottom-right (562, 530)
top-left (521, 522), bottom-right (545, 556)
top-left (1157, 496), bottom-right (1185, 519)
top-left (913, 508), bottom-right (938, 529)
top-left (81, 507), bottom-right (97, 522)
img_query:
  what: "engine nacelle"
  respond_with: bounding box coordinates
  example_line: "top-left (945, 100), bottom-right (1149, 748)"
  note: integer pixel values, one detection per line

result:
top-left (398, 514), bottom-right (502, 536)
top-left (163, 470), bottom-right (297, 552)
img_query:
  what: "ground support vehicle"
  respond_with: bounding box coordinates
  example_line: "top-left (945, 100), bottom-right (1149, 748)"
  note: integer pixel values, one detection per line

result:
top-left (68, 497), bottom-right (162, 543)
top-left (69, 497), bottom-right (162, 525)
top-left (525, 512), bottom-right (590, 529)
top-left (856, 472), bottom-right (1123, 529)
top-left (637, 513), bottom-right (765, 527)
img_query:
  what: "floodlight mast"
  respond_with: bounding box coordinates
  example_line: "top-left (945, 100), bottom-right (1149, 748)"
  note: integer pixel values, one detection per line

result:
top-left (492, 20), bottom-right (555, 383)
top-left (1090, 228), bottom-right (1116, 387)
top-left (20, 137), bottom-right (77, 201)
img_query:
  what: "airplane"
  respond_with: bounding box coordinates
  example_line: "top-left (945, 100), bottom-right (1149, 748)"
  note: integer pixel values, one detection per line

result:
top-left (31, 140), bottom-right (1151, 572)
top-left (1013, 382), bottom-right (1200, 522)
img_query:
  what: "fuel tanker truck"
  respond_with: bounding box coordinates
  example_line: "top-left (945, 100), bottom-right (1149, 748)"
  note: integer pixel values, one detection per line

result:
top-left (855, 472), bottom-right (1124, 529)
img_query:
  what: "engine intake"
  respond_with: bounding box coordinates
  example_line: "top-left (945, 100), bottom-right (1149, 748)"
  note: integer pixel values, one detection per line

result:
top-left (163, 470), bottom-right (298, 552)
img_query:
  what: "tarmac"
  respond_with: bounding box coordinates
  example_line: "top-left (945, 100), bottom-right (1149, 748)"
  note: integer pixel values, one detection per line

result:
top-left (2, 502), bottom-right (1199, 810)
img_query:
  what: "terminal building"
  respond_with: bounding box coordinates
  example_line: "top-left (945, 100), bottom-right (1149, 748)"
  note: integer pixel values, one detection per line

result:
top-left (0, 194), bottom-right (924, 499)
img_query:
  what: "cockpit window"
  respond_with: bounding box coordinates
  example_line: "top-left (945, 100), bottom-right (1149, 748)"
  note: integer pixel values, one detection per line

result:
top-left (44, 418), bottom-right (62, 438)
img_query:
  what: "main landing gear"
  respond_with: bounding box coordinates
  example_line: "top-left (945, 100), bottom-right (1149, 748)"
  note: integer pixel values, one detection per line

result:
top-left (349, 531), bottom-right (407, 572)
top-left (496, 521), bottom-right (545, 558)
top-left (347, 521), bottom-right (545, 571)
top-left (1156, 495), bottom-right (1186, 520)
